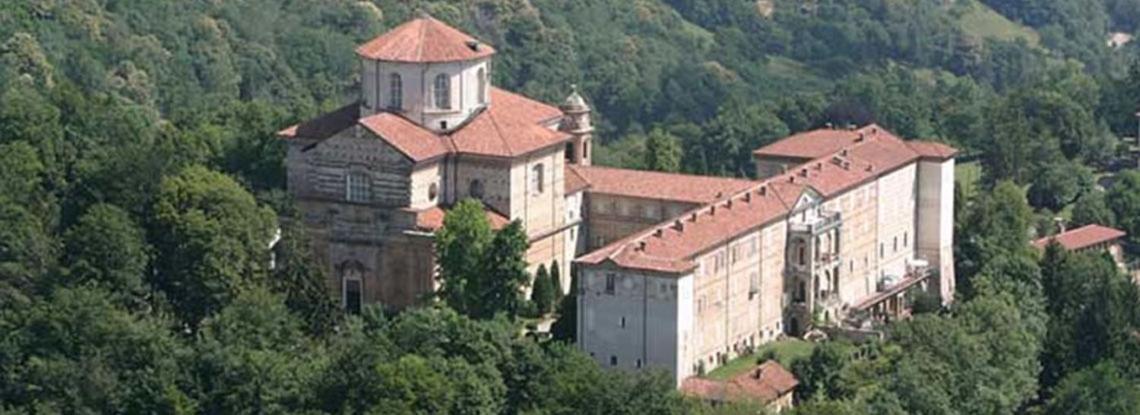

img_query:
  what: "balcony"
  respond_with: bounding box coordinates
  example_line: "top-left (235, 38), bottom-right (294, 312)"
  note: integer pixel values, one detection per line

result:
top-left (789, 210), bottom-right (841, 234)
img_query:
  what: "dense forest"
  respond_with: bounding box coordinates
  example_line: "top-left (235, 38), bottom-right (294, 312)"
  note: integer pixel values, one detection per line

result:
top-left (5, 0), bottom-right (1140, 413)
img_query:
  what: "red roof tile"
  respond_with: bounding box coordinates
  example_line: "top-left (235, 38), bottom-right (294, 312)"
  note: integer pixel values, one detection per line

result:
top-left (1032, 224), bottom-right (1126, 251)
top-left (359, 112), bottom-right (451, 162)
top-left (906, 140), bottom-right (959, 160)
top-left (411, 205), bottom-right (509, 232)
top-left (278, 102), bottom-right (361, 140)
top-left (356, 16), bottom-right (495, 63)
top-left (568, 165), bottom-right (757, 204)
top-left (564, 165), bottom-right (591, 194)
top-left (578, 125), bottom-right (956, 274)
top-left (282, 87), bottom-right (567, 162)
top-left (681, 360), bottom-right (798, 404)
top-left (752, 125), bottom-right (877, 159)
top-left (447, 88), bottom-right (569, 157)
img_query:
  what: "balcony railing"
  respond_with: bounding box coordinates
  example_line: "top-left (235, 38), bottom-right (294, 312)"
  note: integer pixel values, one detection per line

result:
top-left (789, 210), bottom-right (842, 234)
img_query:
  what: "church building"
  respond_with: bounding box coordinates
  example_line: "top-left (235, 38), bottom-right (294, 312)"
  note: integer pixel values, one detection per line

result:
top-left (280, 16), bottom-right (957, 386)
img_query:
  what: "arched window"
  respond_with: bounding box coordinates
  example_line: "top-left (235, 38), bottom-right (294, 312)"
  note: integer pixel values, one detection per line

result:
top-left (434, 74), bottom-right (451, 109)
top-left (531, 163), bottom-right (545, 194)
top-left (469, 179), bottom-right (484, 199)
top-left (797, 243), bottom-right (806, 266)
top-left (388, 73), bottom-right (402, 110)
top-left (477, 67), bottom-right (487, 104)
top-left (340, 261), bottom-right (365, 314)
top-left (428, 182), bottom-right (438, 201)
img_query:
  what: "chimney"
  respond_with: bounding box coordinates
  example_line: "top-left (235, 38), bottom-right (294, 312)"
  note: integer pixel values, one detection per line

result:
top-left (814, 162), bottom-right (823, 171)
top-left (674, 219), bottom-right (684, 231)
top-left (690, 212), bottom-right (698, 222)
top-left (726, 199), bottom-right (733, 209)
top-left (716, 191), bottom-right (724, 199)
top-left (637, 240), bottom-right (647, 251)
top-left (759, 186), bottom-right (767, 196)
top-left (799, 168), bottom-right (808, 177)
top-left (856, 132), bottom-right (865, 142)
top-left (865, 164), bottom-right (874, 172)
top-left (825, 122), bottom-right (833, 129)
top-left (654, 228), bottom-right (664, 237)
top-left (843, 161), bottom-right (851, 169)
top-left (710, 205), bottom-right (717, 215)
top-left (466, 40), bottom-right (481, 51)
top-left (744, 192), bottom-right (753, 203)
top-left (789, 176), bottom-right (796, 183)
top-left (841, 149), bottom-right (849, 156)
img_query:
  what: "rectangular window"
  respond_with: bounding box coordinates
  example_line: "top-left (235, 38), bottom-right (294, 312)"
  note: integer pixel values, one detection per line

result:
top-left (620, 317), bottom-right (626, 328)
top-left (749, 272), bottom-right (759, 298)
top-left (346, 172), bottom-right (371, 202)
top-left (636, 359), bottom-right (642, 369)
top-left (610, 356), bottom-right (618, 366)
top-left (879, 243), bottom-right (884, 259)
top-left (605, 274), bottom-right (616, 294)
top-left (904, 232), bottom-right (909, 247)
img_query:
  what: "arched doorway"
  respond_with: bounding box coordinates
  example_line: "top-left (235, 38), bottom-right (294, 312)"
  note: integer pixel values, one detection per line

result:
top-left (339, 260), bottom-right (366, 314)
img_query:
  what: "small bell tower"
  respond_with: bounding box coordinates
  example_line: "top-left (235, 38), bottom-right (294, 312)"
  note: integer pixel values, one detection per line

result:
top-left (559, 85), bottom-right (593, 166)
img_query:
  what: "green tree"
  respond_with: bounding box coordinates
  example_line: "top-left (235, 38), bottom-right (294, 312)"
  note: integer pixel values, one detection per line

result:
top-left (479, 221), bottom-right (531, 319)
top-left (550, 260), bottom-right (564, 306)
top-left (1027, 160), bottom-right (1093, 211)
top-left (1106, 170), bottom-right (1140, 248)
top-left (1071, 191), bottom-right (1116, 227)
top-left (644, 128), bottom-right (682, 172)
top-left (436, 199), bottom-right (494, 316)
top-left (531, 264), bottom-right (554, 315)
top-left (0, 287), bottom-right (192, 413)
top-left (550, 265), bottom-right (580, 343)
top-left (62, 204), bottom-right (150, 306)
top-left (1045, 362), bottom-right (1140, 415)
top-left (269, 221), bottom-right (339, 335)
top-left (150, 165), bottom-right (277, 327)
top-left (188, 287), bottom-right (312, 414)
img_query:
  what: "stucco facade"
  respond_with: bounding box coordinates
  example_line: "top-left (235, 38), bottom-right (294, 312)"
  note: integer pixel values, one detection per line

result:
top-left (281, 16), bottom-right (957, 391)
top-left (576, 127), bottom-right (957, 386)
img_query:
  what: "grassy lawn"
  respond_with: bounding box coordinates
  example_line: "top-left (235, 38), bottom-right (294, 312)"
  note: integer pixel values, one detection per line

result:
top-left (956, 160), bottom-right (982, 201)
top-left (704, 339), bottom-right (816, 381)
top-left (954, 0), bottom-right (1040, 47)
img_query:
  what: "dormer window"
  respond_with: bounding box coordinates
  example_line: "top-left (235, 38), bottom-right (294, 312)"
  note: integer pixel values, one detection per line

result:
top-left (388, 73), bottom-right (402, 110)
top-left (434, 74), bottom-right (451, 109)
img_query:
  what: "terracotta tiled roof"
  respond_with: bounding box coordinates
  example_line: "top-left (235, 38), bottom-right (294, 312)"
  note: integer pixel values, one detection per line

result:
top-left (568, 165), bottom-right (757, 204)
top-left (448, 88), bottom-right (569, 157)
top-left (752, 125), bottom-right (888, 160)
top-left (356, 16), bottom-right (495, 63)
top-left (906, 140), bottom-right (959, 160)
top-left (576, 182), bottom-right (800, 273)
top-left (578, 125), bottom-right (956, 274)
top-left (681, 360), bottom-right (798, 404)
top-left (281, 88), bottom-right (567, 162)
top-left (277, 102), bottom-right (361, 140)
top-left (564, 165), bottom-right (591, 194)
top-left (1032, 224), bottom-right (1126, 251)
top-left (359, 112), bottom-right (451, 162)
top-left (411, 205), bottom-right (510, 232)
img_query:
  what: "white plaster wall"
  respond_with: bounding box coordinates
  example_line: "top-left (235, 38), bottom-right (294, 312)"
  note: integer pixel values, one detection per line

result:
top-left (578, 267), bottom-right (684, 381)
top-left (408, 161), bottom-right (443, 210)
top-left (509, 147), bottom-right (565, 239)
top-left (360, 57), bottom-right (491, 132)
top-left (916, 159), bottom-right (956, 302)
top-left (874, 164), bottom-right (917, 280)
